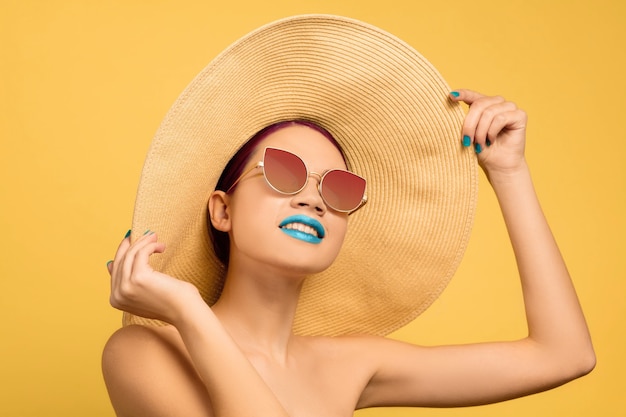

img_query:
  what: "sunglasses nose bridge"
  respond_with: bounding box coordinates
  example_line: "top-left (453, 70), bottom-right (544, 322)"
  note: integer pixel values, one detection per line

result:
top-left (308, 171), bottom-right (323, 184)
top-left (291, 171), bottom-right (327, 212)
top-left (307, 171), bottom-right (326, 198)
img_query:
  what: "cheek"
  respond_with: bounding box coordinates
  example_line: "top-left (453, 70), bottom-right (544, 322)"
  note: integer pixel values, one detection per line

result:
top-left (228, 190), bottom-right (282, 246)
top-left (326, 217), bottom-right (349, 251)
top-left (310, 218), bottom-right (348, 271)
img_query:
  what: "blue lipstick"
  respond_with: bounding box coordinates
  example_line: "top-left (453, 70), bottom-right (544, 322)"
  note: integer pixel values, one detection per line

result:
top-left (278, 215), bottom-right (326, 244)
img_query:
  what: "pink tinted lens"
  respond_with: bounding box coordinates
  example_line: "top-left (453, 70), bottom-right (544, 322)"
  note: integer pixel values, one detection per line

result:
top-left (321, 170), bottom-right (366, 212)
top-left (263, 148), bottom-right (307, 193)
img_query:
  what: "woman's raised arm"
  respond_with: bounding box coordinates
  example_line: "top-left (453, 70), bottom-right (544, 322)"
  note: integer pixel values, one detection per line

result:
top-left (356, 91), bottom-right (595, 409)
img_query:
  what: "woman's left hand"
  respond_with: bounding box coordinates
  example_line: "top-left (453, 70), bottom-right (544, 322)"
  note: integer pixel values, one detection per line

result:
top-left (450, 89), bottom-right (528, 177)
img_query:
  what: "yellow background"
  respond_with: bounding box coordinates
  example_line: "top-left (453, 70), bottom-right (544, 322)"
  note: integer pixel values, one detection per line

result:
top-left (1, 0), bottom-right (624, 415)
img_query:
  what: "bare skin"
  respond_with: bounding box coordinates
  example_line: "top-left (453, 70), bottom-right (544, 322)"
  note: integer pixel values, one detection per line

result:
top-left (103, 90), bottom-right (595, 417)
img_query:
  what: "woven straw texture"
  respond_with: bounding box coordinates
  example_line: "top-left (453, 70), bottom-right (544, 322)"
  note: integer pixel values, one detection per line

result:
top-left (124, 14), bottom-right (478, 336)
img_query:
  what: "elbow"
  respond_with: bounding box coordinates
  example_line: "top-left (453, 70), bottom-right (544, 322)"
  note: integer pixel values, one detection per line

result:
top-left (557, 342), bottom-right (596, 383)
top-left (537, 347), bottom-right (596, 393)
top-left (572, 335), bottom-right (597, 378)
top-left (575, 347), bottom-right (596, 377)
top-left (530, 336), bottom-right (596, 386)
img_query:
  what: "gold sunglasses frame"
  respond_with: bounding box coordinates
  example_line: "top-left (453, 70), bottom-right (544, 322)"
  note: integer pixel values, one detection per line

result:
top-left (225, 147), bottom-right (367, 214)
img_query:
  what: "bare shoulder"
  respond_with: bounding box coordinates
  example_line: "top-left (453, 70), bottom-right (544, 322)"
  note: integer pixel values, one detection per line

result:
top-left (102, 324), bottom-right (213, 417)
top-left (102, 324), bottom-right (186, 371)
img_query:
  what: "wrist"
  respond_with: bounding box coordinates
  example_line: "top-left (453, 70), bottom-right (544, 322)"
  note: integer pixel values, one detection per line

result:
top-left (167, 281), bottom-right (206, 328)
top-left (484, 159), bottom-right (530, 188)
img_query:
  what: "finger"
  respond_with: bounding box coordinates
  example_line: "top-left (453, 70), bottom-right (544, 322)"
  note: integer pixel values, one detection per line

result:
top-left (115, 237), bottom-right (167, 308)
top-left (108, 230), bottom-right (133, 279)
top-left (111, 229), bottom-right (132, 263)
top-left (485, 109), bottom-right (528, 144)
top-left (461, 95), bottom-right (506, 150)
top-left (449, 89), bottom-right (486, 105)
top-left (130, 236), bottom-right (167, 279)
top-left (112, 232), bottom-right (164, 302)
top-left (119, 231), bottom-right (161, 280)
top-left (474, 101), bottom-right (518, 147)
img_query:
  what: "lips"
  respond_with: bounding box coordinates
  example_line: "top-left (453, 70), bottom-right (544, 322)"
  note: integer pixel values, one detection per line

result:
top-left (279, 215), bottom-right (326, 244)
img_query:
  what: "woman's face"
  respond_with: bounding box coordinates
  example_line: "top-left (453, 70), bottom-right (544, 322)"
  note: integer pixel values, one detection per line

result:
top-left (226, 124), bottom-right (349, 277)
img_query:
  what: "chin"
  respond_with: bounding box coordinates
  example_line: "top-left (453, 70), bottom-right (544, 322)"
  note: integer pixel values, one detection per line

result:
top-left (278, 253), bottom-right (337, 276)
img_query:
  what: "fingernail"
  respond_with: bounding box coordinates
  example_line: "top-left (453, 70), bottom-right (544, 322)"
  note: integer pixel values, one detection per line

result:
top-left (124, 230), bottom-right (131, 239)
top-left (106, 260), bottom-right (113, 267)
top-left (462, 135), bottom-right (471, 147)
top-left (486, 139), bottom-right (492, 147)
top-left (474, 143), bottom-right (482, 154)
top-left (450, 91), bottom-right (460, 98)
top-left (143, 229), bottom-right (151, 235)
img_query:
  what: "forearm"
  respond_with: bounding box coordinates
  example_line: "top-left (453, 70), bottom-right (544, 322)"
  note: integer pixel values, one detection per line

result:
top-left (172, 294), bottom-right (289, 417)
top-left (488, 162), bottom-right (594, 370)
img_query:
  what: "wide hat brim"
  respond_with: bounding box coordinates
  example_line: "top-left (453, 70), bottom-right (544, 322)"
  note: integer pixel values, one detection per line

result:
top-left (125, 14), bottom-right (478, 336)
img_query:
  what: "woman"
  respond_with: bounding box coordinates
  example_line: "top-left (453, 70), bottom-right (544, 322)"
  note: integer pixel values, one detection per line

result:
top-left (103, 15), bottom-right (594, 417)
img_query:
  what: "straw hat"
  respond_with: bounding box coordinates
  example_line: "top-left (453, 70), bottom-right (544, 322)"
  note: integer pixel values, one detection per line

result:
top-left (125, 14), bottom-right (477, 336)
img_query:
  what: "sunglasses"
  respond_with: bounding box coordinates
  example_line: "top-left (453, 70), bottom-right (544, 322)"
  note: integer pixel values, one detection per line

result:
top-left (226, 147), bottom-right (367, 213)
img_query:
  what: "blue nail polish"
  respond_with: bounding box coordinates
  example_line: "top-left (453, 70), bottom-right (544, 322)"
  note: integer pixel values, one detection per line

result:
top-left (143, 229), bottom-right (151, 235)
top-left (486, 139), bottom-right (492, 147)
top-left (106, 260), bottom-right (113, 267)
top-left (474, 143), bottom-right (482, 154)
top-left (124, 230), bottom-right (131, 238)
top-left (450, 91), bottom-right (460, 98)
top-left (463, 135), bottom-right (471, 147)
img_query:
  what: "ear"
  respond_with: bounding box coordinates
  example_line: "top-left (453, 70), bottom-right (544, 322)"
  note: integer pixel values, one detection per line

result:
top-left (208, 191), bottom-right (232, 232)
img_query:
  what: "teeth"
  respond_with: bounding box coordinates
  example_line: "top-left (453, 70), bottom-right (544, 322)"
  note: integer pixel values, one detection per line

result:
top-left (282, 223), bottom-right (319, 237)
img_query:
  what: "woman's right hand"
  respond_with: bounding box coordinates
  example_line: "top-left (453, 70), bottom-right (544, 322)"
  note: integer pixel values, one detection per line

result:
top-left (106, 231), bottom-right (200, 325)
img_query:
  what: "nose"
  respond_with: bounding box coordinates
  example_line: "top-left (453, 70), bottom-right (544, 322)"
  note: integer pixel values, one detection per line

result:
top-left (290, 172), bottom-right (326, 214)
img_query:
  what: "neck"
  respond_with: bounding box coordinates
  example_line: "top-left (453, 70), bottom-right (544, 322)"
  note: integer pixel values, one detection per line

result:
top-left (211, 261), bottom-right (305, 363)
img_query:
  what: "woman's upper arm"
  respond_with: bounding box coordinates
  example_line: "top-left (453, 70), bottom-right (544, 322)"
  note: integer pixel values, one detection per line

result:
top-left (102, 324), bottom-right (213, 417)
top-left (356, 336), bottom-right (592, 409)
